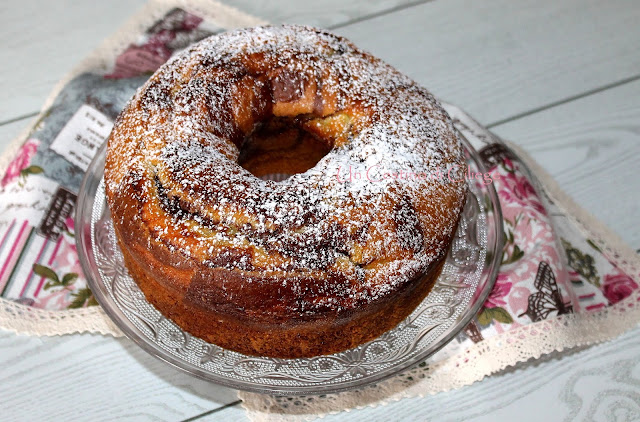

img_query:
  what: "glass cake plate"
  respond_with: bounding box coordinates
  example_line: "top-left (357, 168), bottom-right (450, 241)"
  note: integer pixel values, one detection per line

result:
top-left (76, 136), bottom-right (503, 395)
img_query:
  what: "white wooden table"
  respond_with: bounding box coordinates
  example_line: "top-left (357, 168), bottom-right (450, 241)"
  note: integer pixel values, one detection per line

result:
top-left (1, 0), bottom-right (639, 420)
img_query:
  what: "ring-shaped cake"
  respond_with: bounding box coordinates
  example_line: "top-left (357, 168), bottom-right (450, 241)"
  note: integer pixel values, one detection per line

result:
top-left (105, 25), bottom-right (468, 358)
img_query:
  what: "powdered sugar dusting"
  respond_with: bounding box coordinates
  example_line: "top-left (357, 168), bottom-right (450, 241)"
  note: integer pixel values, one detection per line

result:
top-left (104, 25), bottom-right (467, 312)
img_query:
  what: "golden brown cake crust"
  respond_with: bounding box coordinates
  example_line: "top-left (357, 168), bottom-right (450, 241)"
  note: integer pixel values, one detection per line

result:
top-left (105, 25), bottom-right (468, 358)
top-left (119, 236), bottom-right (448, 357)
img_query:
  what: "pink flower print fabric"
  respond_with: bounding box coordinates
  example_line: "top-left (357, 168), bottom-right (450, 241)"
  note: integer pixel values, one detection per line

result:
top-left (484, 273), bottom-right (512, 309)
top-left (0, 138), bottom-right (41, 187)
top-left (105, 8), bottom-right (205, 79)
top-left (474, 146), bottom-right (575, 335)
top-left (602, 271), bottom-right (638, 305)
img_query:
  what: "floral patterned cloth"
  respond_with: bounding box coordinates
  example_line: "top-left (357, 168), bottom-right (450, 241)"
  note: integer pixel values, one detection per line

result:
top-left (475, 156), bottom-right (571, 334)
top-left (448, 115), bottom-right (638, 344)
top-left (237, 106), bottom-right (640, 421)
top-left (0, 5), bottom-right (638, 421)
top-left (0, 2), bottom-right (637, 347)
top-left (0, 8), bottom-right (219, 311)
top-left (0, 138), bottom-right (41, 188)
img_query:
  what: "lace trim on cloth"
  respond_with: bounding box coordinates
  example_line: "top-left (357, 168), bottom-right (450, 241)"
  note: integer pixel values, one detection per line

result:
top-left (240, 292), bottom-right (640, 422)
top-left (0, 0), bottom-right (266, 176)
top-left (0, 299), bottom-right (121, 337)
top-left (238, 117), bottom-right (640, 421)
top-left (0, 2), bottom-right (638, 421)
top-left (0, 0), bottom-right (264, 336)
top-left (508, 141), bottom-right (640, 280)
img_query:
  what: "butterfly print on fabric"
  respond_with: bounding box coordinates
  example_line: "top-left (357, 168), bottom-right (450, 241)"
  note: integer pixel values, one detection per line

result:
top-left (519, 261), bottom-right (573, 322)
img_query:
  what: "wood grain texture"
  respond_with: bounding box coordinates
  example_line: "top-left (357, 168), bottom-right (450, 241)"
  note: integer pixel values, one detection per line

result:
top-left (0, 330), bottom-right (238, 421)
top-left (0, 0), bottom-right (638, 421)
top-left (219, 0), bottom-right (430, 28)
top-left (209, 325), bottom-right (640, 422)
top-left (0, 0), bottom-right (148, 123)
top-left (332, 0), bottom-right (640, 126)
top-left (0, 116), bottom-right (34, 150)
top-left (189, 79), bottom-right (640, 422)
top-left (3, 0), bottom-right (640, 130)
top-left (492, 80), bottom-right (640, 248)
top-left (0, 0), bottom-right (425, 127)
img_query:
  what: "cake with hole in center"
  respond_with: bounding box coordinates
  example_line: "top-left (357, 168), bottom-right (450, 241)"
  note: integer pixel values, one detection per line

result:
top-left (104, 24), bottom-right (468, 358)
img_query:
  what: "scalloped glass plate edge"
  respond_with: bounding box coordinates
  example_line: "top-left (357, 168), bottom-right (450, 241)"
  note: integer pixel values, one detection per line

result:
top-left (76, 137), bottom-right (503, 395)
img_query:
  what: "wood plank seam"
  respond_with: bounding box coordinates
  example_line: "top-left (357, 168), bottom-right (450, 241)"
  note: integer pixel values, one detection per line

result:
top-left (0, 112), bottom-right (39, 128)
top-left (327, 0), bottom-right (437, 30)
top-left (1, 2), bottom-right (637, 420)
top-left (487, 73), bottom-right (640, 129)
top-left (181, 400), bottom-right (243, 422)
top-left (4, 71), bottom-right (640, 137)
